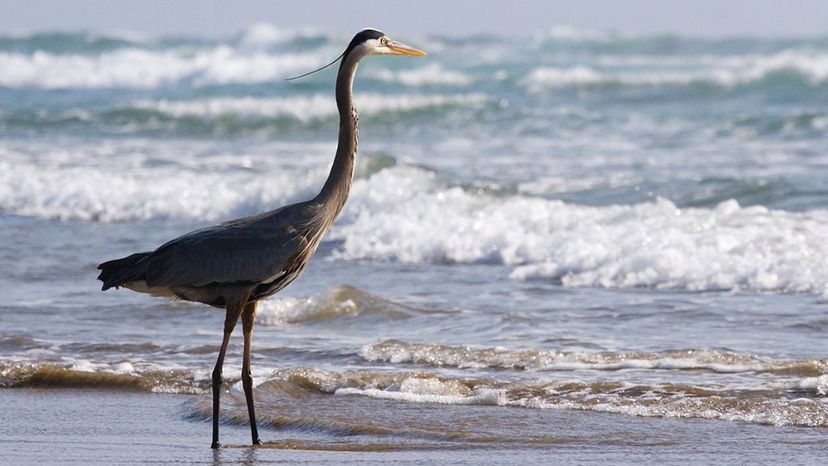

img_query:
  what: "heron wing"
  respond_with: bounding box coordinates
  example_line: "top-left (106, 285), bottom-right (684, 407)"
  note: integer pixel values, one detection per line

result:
top-left (144, 210), bottom-right (311, 288)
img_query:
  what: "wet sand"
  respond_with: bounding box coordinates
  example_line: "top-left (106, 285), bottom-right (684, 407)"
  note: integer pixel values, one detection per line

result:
top-left (1, 388), bottom-right (825, 465)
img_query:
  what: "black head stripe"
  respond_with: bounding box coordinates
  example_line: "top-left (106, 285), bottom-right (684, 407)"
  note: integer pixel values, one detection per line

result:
top-left (343, 29), bottom-right (386, 58)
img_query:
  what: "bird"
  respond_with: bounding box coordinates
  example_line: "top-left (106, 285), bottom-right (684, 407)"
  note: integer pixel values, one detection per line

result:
top-left (96, 29), bottom-right (425, 449)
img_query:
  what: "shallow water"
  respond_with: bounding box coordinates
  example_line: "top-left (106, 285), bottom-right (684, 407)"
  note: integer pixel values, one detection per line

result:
top-left (1, 389), bottom-right (826, 464)
top-left (1, 26), bottom-right (827, 452)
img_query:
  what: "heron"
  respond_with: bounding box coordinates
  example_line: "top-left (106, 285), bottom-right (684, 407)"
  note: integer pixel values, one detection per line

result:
top-left (97, 29), bottom-right (425, 448)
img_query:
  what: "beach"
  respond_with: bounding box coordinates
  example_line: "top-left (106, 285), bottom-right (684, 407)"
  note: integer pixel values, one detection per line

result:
top-left (1, 25), bottom-right (827, 464)
top-left (2, 389), bottom-right (825, 465)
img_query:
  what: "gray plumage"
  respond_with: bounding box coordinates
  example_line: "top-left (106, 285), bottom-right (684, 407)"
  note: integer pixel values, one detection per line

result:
top-left (101, 204), bottom-right (319, 304)
top-left (96, 29), bottom-right (425, 449)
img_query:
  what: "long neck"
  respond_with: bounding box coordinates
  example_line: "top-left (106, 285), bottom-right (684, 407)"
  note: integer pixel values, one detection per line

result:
top-left (315, 53), bottom-right (360, 217)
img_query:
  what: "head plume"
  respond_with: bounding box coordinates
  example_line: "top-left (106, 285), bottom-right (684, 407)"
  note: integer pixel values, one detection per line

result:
top-left (286, 28), bottom-right (386, 81)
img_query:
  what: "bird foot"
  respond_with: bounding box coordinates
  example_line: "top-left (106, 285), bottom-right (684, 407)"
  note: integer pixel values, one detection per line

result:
top-left (252, 438), bottom-right (262, 446)
top-left (211, 442), bottom-right (221, 449)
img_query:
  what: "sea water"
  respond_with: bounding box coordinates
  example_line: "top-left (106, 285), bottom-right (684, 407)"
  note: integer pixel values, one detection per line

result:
top-left (1, 26), bottom-right (827, 448)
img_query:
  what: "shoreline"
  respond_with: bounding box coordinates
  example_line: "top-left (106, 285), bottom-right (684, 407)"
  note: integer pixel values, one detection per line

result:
top-left (1, 388), bottom-right (826, 465)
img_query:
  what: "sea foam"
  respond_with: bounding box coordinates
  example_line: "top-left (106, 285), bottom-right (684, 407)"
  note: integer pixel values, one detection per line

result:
top-left (331, 167), bottom-right (828, 297)
top-left (0, 141), bottom-right (329, 222)
top-left (131, 93), bottom-right (488, 122)
top-left (0, 48), bottom-right (323, 88)
top-left (257, 285), bottom-right (412, 325)
top-left (0, 44), bottom-right (472, 89)
top-left (523, 50), bottom-right (828, 91)
top-left (361, 340), bottom-right (828, 375)
top-left (372, 64), bottom-right (473, 86)
top-left (273, 367), bottom-right (828, 427)
top-left (3, 154), bottom-right (828, 295)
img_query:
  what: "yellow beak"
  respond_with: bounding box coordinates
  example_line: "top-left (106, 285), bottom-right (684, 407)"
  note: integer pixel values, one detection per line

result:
top-left (387, 40), bottom-right (427, 56)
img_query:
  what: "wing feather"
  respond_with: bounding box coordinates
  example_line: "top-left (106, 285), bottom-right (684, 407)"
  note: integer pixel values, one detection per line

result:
top-left (144, 206), bottom-right (313, 288)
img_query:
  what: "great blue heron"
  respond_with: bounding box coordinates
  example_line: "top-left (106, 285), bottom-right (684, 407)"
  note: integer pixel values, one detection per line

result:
top-left (97, 29), bottom-right (425, 448)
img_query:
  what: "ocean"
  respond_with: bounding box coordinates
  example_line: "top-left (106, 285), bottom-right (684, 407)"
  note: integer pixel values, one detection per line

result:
top-left (0, 25), bottom-right (826, 460)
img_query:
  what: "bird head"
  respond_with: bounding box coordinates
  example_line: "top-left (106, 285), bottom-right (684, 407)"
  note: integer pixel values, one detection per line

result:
top-left (287, 29), bottom-right (425, 81)
top-left (344, 28), bottom-right (426, 58)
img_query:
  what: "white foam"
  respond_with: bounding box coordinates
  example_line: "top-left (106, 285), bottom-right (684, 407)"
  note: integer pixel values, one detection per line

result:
top-left (289, 367), bottom-right (502, 405)
top-left (331, 167), bottom-right (828, 296)
top-left (532, 26), bottom-right (613, 43)
top-left (326, 371), bottom-right (828, 427)
top-left (336, 386), bottom-right (502, 405)
top-left (523, 66), bottom-right (605, 89)
top-left (794, 375), bottom-right (828, 396)
top-left (523, 50), bottom-right (828, 91)
top-left (0, 160), bottom-right (324, 222)
top-left (0, 141), bottom-right (329, 222)
top-left (66, 359), bottom-right (100, 373)
top-left (360, 340), bottom-right (818, 374)
top-left (257, 285), bottom-right (411, 326)
top-left (520, 395), bottom-right (828, 427)
top-left (257, 288), bottom-right (359, 325)
top-left (131, 93), bottom-right (488, 121)
top-left (0, 39), bottom-right (468, 90)
top-left (4, 148), bottom-right (828, 295)
top-left (373, 64), bottom-right (473, 86)
top-left (0, 47), bottom-right (322, 88)
top-left (237, 23), bottom-right (301, 48)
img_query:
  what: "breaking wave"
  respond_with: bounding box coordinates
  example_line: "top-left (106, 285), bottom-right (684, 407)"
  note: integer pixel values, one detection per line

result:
top-left (331, 168), bottom-right (828, 297)
top-left (0, 94), bottom-right (488, 135)
top-left (194, 367), bottom-right (828, 428)
top-left (257, 285), bottom-right (414, 325)
top-left (523, 50), bottom-right (828, 92)
top-left (0, 48), bottom-right (323, 89)
top-left (372, 64), bottom-right (473, 86)
top-left (361, 340), bottom-right (828, 375)
top-left (129, 93), bottom-right (487, 122)
top-left (0, 25), bottom-right (465, 90)
top-left (2, 157), bottom-right (827, 295)
top-left (7, 360), bottom-right (822, 427)
top-left (0, 361), bottom-right (207, 393)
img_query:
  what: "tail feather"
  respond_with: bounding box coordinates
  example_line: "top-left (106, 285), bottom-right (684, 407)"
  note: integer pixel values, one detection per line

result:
top-left (97, 252), bottom-right (151, 291)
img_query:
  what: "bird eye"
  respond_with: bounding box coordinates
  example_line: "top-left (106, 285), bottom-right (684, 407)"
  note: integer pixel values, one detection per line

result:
top-left (380, 37), bottom-right (388, 46)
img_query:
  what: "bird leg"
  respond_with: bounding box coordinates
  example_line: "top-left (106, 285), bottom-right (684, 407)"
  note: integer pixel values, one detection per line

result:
top-left (241, 301), bottom-right (262, 445)
top-left (211, 298), bottom-right (244, 449)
